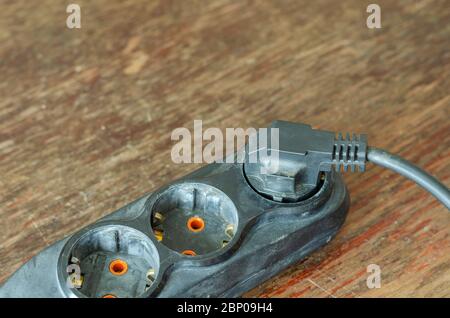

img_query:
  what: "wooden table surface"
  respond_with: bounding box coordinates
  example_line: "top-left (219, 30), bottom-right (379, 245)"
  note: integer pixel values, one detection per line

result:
top-left (0, 0), bottom-right (449, 297)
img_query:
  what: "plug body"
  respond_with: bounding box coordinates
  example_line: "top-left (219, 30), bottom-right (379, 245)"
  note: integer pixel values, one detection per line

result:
top-left (245, 121), bottom-right (367, 201)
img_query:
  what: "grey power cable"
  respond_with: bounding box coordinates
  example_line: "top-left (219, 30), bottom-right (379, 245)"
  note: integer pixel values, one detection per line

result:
top-left (367, 147), bottom-right (450, 210)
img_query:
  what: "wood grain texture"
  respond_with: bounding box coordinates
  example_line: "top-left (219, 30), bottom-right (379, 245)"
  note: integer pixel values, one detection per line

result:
top-left (0, 0), bottom-right (449, 297)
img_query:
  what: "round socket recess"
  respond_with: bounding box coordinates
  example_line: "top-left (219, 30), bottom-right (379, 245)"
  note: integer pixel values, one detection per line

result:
top-left (64, 225), bottom-right (159, 298)
top-left (150, 183), bottom-right (239, 256)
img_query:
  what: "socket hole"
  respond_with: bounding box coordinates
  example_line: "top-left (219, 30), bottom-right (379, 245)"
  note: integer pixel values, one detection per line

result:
top-left (182, 250), bottom-right (197, 256)
top-left (109, 259), bottom-right (128, 276)
top-left (187, 217), bottom-right (205, 232)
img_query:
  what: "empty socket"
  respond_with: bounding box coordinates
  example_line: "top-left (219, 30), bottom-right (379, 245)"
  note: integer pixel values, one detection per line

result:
top-left (150, 183), bottom-right (238, 256)
top-left (65, 225), bottom-right (159, 298)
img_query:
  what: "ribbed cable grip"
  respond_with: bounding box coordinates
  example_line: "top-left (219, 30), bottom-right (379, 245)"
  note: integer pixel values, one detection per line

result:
top-left (332, 133), bottom-right (367, 172)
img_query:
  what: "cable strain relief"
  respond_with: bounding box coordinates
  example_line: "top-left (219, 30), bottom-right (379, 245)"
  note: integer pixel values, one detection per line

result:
top-left (332, 132), bottom-right (368, 172)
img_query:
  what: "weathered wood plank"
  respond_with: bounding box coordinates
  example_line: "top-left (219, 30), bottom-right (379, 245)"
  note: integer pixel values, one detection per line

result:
top-left (0, 0), bottom-right (449, 297)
